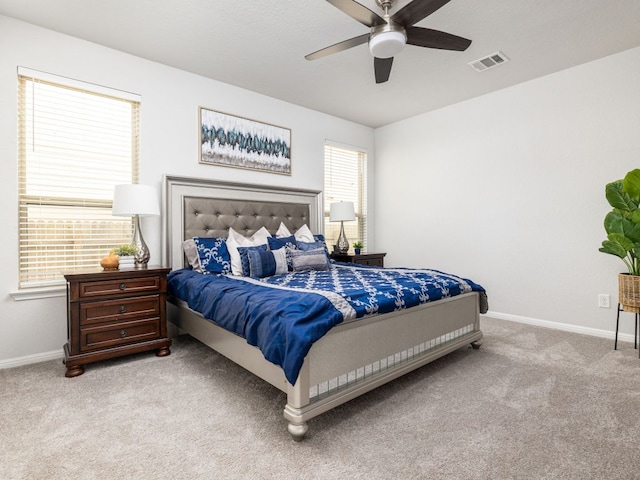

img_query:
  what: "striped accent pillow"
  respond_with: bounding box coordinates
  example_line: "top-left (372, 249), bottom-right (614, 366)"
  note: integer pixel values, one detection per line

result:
top-left (237, 245), bottom-right (268, 276)
top-left (290, 248), bottom-right (330, 272)
top-left (247, 247), bottom-right (288, 278)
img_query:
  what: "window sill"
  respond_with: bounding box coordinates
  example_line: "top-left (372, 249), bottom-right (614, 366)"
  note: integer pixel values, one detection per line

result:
top-left (10, 286), bottom-right (66, 301)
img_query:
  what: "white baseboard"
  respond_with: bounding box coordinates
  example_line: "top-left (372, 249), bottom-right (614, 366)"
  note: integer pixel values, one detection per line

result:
top-left (483, 310), bottom-right (636, 344)
top-left (0, 349), bottom-right (63, 370)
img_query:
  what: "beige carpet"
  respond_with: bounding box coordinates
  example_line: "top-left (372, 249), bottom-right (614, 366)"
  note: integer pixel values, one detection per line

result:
top-left (2, 317), bottom-right (640, 479)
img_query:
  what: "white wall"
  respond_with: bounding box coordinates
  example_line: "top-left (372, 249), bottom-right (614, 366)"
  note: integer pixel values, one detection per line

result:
top-left (3, 14), bottom-right (638, 367)
top-left (375, 45), bottom-right (640, 338)
top-left (0, 16), bottom-right (374, 365)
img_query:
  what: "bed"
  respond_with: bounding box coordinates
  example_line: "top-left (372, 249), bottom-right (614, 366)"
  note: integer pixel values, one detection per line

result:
top-left (162, 175), bottom-right (486, 441)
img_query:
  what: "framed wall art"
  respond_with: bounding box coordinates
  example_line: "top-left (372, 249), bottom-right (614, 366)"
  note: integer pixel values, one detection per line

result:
top-left (199, 107), bottom-right (291, 175)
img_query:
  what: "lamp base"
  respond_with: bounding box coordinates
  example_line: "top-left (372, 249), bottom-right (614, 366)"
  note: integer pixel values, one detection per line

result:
top-left (132, 215), bottom-right (150, 269)
top-left (335, 221), bottom-right (349, 254)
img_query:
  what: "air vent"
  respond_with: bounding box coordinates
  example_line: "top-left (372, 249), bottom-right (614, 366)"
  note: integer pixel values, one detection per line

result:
top-left (468, 51), bottom-right (509, 72)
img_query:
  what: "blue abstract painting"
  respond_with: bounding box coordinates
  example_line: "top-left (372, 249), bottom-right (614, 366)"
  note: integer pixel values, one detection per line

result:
top-left (200, 107), bottom-right (291, 175)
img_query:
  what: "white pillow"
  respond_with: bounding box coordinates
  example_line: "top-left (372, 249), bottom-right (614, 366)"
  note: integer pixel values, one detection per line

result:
top-left (275, 222), bottom-right (315, 243)
top-left (226, 227), bottom-right (271, 276)
top-left (293, 224), bottom-right (315, 243)
top-left (275, 222), bottom-right (292, 238)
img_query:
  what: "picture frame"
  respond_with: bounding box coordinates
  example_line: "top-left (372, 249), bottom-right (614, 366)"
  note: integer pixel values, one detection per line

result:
top-left (199, 107), bottom-right (291, 175)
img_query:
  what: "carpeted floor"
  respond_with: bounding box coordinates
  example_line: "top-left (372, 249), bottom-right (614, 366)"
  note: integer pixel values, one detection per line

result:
top-left (2, 317), bottom-right (640, 479)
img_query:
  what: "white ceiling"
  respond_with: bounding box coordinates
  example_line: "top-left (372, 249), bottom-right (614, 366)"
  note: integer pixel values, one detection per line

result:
top-left (2, 0), bottom-right (640, 128)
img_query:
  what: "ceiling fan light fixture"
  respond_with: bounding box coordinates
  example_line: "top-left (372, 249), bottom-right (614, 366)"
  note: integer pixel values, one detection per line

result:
top-left (369, 30), bottom-right (406, 58)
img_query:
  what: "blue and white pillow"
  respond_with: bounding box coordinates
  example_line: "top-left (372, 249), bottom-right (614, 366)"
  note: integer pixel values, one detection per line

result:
top-left (184, 237), bottom-right (231, 275)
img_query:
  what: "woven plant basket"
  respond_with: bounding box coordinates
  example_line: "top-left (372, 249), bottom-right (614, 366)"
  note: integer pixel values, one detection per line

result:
top-left (618, 273), bottom-right (640, 313)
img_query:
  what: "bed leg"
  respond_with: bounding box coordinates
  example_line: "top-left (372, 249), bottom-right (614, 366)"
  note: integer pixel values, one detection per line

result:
top-left (470, 340), bottom-right (482, 350)
top-left (287, 422), bottom-right (309, 442)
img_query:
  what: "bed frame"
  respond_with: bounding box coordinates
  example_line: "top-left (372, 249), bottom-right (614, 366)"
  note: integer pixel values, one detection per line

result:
top-left (162, 175), bottom-right (483, 441)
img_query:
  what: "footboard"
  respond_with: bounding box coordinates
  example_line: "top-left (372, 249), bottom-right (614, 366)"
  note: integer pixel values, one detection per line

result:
top-left (283, 292), bottom-right (481, 440)
top-left (168, 290), bottom-right (482, 441)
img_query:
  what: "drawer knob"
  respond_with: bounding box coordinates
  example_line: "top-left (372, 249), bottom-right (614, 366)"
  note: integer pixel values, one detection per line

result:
top-left (120, 330), bottom-right (127, 338)
top-left (119, 283), bottom-right (126, 290)
top-left (119, 306), bottom-right (127, 314)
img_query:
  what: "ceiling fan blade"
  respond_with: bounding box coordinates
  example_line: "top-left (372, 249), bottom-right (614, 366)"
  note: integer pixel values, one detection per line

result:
top-left (392, 0), bottom-right (452, 27)
top-left (406, 26), bottom-right (471, 51)
top-left (374, 57), bottom-right (394, 84)
top-left (326, 0), bottom-right (386, 27)
top-left (305, 33), bottom-right (369, 61)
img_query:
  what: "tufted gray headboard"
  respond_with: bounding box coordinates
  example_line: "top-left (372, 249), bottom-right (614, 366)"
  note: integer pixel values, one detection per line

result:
top-left (162, 175), bottom-right (323, 270)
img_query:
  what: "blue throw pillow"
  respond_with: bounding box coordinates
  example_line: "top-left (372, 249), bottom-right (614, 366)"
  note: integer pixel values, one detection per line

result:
top-left (298, 234), bottom-right (331, 262)
top-left (193, 237), bottom-right (231, 275)
top-left (237, 244), bottom-right (268, 276)
top-left (247, 247), bottom-right (289, 278)
top-left (268, 235), bottom-right (296, 251)
top-left (296, 240), bottom-right (324, 251)
top-left (247, 249), bottom-right (276, 278)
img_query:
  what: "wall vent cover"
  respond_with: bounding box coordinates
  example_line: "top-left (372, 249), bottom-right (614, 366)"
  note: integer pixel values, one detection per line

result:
top-left (468, 51), bottom-right (509, 72)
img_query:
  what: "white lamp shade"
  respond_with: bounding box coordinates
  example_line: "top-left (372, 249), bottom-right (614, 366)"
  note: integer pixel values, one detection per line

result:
top-left (369, 30), bottom-right (406, 58)
top-left (112, 184), bottom-right (160, 217)
top-left (329, 201), bottom-right (356, 222)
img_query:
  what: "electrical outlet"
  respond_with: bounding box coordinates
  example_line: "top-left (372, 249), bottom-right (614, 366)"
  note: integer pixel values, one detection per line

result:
top-left (598, 294), bottom-right (610, 309)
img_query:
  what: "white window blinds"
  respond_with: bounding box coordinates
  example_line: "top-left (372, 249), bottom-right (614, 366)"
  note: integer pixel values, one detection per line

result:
top-left (17, 69), bottom-right (140, 288)
top-left (324, 143), bottom-right (367, 251)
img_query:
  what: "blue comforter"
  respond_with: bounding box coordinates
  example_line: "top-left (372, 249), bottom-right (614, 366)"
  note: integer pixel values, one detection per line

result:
top-left (167, 264), bottom-right (486, 384)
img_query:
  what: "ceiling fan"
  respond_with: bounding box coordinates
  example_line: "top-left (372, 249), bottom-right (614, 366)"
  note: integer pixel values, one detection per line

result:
top-left (305, 0), bottom-right (472, 84)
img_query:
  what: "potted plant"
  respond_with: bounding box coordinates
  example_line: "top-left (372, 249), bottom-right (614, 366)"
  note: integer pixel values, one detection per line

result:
top-left (353, 241), bottom-right (363, 255)
top-left (112, 244), bottom-right (137, 268)
top-left (599, 168), bottom-right (640, 312)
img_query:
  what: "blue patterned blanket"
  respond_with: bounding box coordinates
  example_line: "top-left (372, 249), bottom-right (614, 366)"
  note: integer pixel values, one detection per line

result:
top-left (167, 265), bottom-right (486, 384)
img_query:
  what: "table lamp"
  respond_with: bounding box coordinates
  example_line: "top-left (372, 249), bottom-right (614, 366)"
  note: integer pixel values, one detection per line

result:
top-left (112, 184), bottom-right (160, 268)
top-left (329, 201), bottom-right (355, 254)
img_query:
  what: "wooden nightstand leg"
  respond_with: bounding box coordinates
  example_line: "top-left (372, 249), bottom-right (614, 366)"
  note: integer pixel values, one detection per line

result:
top-left (63, 343), bottom-right (85, 377)
top-left (65, 364), bottom-right (84, 378)
top-left (156, 346), bottom-right (171, 357)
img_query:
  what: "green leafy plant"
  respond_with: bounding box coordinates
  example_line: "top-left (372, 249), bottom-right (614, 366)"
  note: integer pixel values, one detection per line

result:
top-left (353, 241), bottom-right (363, 249)
top-left (599, 168), bottom-right (640, 275)
top-left (111, 244), bottom-right (137, 257)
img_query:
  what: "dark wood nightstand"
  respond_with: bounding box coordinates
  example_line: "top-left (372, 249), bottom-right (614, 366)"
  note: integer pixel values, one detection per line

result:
top-left (63, 266), bottom-right (172, 377)
top-left (330, 252), bottom-right (386, 267)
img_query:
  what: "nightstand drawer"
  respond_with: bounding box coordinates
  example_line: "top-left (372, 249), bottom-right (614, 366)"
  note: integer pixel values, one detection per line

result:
top-left (80, 318), bottom-right (161, 351)
top-left (76, 276), bottom-right (163, 299)
top-left (358, 257), bottom-right (384, 267)
top-left (80, 296), bottom-right (160, 326)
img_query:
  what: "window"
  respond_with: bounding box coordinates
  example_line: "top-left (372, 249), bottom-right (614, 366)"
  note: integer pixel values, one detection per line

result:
top-left (324, 143), bottom-right (367, 251)
top-left (17, 68), bottom-right (140, 288)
